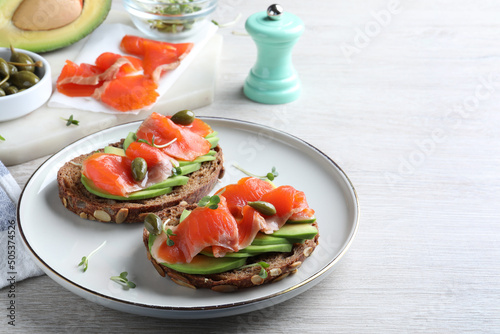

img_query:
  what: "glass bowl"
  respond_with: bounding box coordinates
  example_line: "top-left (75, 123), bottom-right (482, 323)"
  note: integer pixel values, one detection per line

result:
top-left (0, 47), bottom-right (52, 122)
top-left (123, 0), bottom-right (217, 40)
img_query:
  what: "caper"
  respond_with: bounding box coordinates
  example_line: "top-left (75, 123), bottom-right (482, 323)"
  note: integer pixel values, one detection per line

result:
top-left (10, 45), bottom-right (35, 72)
top-left (10, 71), bottom-right (39, 89)
top-left (8, 64), bottom-right (18, 76)
top-left (0, 81), bottom-right (9, 90)
top-left (171, 109), bottom-right (195, 125)
top-left (0, 88), bottom-right (5, 97)
top-left (144, 213), bottom-right (162, 236)
top-left (0, 58), bottom-right (9, 78)
top-left (248, 201), bottom-right (277, 216)
top-left (4, 86), bottom-right (18, 95)
top-left (131, 157), bottom-right (147, 181)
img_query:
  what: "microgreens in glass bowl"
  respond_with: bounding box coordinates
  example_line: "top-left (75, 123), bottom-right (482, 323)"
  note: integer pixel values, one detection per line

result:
top-left (123, 0), bottom-right (217, 40)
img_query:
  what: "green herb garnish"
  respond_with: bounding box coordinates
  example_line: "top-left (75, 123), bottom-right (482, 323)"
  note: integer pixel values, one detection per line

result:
top-left (233, 163), bottom-right (279, 181)
top-left (198, 195), bottom-right (221, 209)
top-left (0, 134), bottom-right (5, 141)
top-left (78, 240), bottom-right (106, 272)
top-left (161, 220), bottom-right (177, 246)
top-left (110, 271), bottom-right (136, 289)
top-left (62, 114), bottom-right (79, 126)
top-left (240, 261), bottom-right (270, 279)
top-left (138, 134), bottom-right (177, 148)
top-left (148, 1), bottom-right (202, 34)
top-left (166, 228), bottom-right (176, 246)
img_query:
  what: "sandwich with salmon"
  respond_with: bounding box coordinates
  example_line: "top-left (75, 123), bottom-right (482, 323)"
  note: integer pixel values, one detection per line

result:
top-left (143, 175), bottom-right (319, 292)
top-left (57, 110), bottom-right (224, 224)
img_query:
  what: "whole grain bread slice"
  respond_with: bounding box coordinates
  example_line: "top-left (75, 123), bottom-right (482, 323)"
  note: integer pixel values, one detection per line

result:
top-left (142, 206), bottom-right (319, 292)
top-left (57, 143), bottom-right (224, 224)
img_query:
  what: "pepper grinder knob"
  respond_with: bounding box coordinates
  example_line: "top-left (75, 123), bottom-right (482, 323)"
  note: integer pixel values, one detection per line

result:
top-left (244, 4), bottom-right (304, 104)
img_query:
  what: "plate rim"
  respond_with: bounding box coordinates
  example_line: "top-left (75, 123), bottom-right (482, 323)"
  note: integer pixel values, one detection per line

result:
top-left (17, 116), bottom-right (360, 314)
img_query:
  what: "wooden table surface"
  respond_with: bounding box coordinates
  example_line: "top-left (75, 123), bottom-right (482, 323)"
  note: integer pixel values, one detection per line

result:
top-left (3, 0), bottom-right (500, 332)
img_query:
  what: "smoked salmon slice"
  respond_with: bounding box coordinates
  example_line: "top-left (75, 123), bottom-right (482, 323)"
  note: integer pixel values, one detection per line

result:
top-left (155, 196), bottom-right (239, 263)
top-left (94, 52), bottom-right (143, 77)
top-left (56, 60), bottom-right (104, 97)
top-left (95, 75), bottom-right (159, 112)
top-left (82, 153), bottom-right (140, 197)
top-left (83, 141), bottom-right (173, 197)
top-left (120, 35), bottom-right (193, 82)
top-left (120, 35), bottom-right (193, 59)
top-left (135, 112), bottom-right (211, 161)
top-left (169, 117), bottom-right (214, 137)
top-left (215, 177), bottom-right (275, 218)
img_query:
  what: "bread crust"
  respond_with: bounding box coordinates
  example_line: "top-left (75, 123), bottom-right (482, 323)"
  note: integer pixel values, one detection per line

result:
top-left (143, 215), bottom-right (319, 292)
top-left (57, 143), bottom-right (224, 223)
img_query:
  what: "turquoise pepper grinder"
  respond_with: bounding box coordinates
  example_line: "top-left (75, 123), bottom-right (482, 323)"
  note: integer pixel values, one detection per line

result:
top-left (244, 4), bottom-right (305, 104)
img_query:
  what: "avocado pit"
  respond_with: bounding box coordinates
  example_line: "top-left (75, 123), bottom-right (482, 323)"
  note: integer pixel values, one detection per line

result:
top-left (12, 0), bottom-right (83, 31)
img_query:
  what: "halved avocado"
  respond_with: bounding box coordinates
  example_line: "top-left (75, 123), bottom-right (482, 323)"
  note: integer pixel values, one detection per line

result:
top-left (0, 0), bottom-right (111, 53)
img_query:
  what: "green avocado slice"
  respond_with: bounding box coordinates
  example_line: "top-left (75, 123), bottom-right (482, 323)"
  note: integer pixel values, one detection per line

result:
top-left (103, 146), bottom-right (126, 156)
top-left (81, 175), bottom-right (172, 201)
top-left (162, 255), bottom-right (246, 275)
top-left (270, 223), bottom-right (318, 240)
top-left (251, 233), bottom-right (291, 246)
top-left (241, 243), bottom-right (293, 254)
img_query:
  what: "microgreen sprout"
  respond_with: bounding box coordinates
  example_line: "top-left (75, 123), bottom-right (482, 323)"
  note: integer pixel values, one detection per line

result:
top-left (198, 195), bottom-right (220, 210)
top-left (233, 163), bottom-right (279, 181)
top-left (0, 134), bottom-right (5, 141)
top-left (138, 135), bottom-right (177, 148)
top-left (166, 229), bottom-right (176, 246)
top-left (240, 261), bottom-right (270, 279)
top-left (78, 240), bottom-right (106, 272)
top-left (110, 271), bottom-right (136, 289)
top-left (161, 219), bottom-right (176, 246)
top-left (212, 13), bottom-right (242, 28)
top-left (62, 114), bottom-right (79, 126)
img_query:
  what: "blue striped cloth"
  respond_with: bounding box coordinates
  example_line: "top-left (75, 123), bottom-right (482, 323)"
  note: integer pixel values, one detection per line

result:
top-left (0, 161), bottom-right (44, 288)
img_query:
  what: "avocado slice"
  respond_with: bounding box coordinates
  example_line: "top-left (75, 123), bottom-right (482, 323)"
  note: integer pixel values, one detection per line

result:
top-left (81, 175), bottom-right (173, 201)
top-left (270, 223), bottom-right (318, 240)
top-left (122, 132), bottom-right (137, 151)
top-left (162, 255), bottom-right (246, 275)
top-left (241, 243), bottom-right (293, 254)
top-left (103, 146), bottom-right (126, 157)
top-left (145, 175), bottom-right (189, 190)
top-left (251, 233), bottom-right (291, 246)
top-left (0, 0), bottom-right (112, 53)
top-left (286, 217), bottom-right (316, 224)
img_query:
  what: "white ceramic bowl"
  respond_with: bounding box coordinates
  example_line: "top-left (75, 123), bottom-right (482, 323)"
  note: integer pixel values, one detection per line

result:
top-left (0, 47), bottom-right (52, 122)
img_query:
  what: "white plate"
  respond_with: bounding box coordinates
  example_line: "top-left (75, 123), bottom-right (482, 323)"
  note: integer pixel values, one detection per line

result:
top-left (18, 117), bottom-right (359, 319)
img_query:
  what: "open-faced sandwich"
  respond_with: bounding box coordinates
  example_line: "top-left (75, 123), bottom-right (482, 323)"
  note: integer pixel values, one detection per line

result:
top-left (143, 175), bottom-right (319, 292)
top-left (57, 110), bottom-right (224, 223)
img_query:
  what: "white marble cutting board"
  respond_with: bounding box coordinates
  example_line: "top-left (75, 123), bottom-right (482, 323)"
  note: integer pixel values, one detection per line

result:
top-left (0, 10), bottom-right (222, 166)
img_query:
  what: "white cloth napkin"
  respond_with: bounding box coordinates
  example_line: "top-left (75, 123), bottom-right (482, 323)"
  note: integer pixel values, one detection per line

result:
top-left (48, 22), bottom-right (218, 114)
top-left (0, 161), bottom-right (44, 289)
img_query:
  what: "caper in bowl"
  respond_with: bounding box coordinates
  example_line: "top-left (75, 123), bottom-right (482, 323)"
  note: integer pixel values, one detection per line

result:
top-left (0, 47), bottom-right (52, 122)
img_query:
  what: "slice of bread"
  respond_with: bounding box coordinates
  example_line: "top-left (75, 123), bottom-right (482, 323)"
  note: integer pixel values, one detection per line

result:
top-left (142, 205), bottom-right (319, 292)
top-left (57, 142), bottom-right (224, 224)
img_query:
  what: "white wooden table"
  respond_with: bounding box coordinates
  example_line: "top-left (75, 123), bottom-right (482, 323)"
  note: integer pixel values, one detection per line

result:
top-left (3, 0), bottom-right (500, 332)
